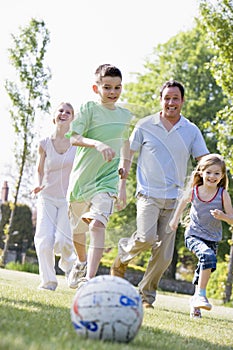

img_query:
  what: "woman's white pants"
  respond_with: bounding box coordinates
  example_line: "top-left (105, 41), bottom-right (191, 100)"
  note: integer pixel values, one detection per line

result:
top-left (34, 195), bottom-right (76, 289)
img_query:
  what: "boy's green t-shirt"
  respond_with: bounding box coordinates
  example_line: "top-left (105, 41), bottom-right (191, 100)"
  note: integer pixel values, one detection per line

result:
top-left (66, 101), bottom-right (132, 202)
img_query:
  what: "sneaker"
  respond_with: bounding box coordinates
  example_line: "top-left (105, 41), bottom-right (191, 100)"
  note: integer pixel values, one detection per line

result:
top-left (190, 306), bottom-right (202, 319)
top-left (76, 277), bottom-right (89, 290)
top-left (191, 295), bottom-right (212, 311)
top-left (38, 283), bottom-right (57, 291)
top-left (142, 301), bottom-right (154, 309)
top-left (68, 261), bottom-right (87, 289)
top-left (110, 256), bottom-right (128, 278)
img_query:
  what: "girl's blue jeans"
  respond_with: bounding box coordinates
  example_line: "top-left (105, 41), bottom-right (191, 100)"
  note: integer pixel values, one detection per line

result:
top-left (185, 235), bottom-right (218, 285)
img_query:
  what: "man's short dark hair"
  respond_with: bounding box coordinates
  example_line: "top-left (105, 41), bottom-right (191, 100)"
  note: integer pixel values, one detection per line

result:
top-left (160, 80), bottom-right (185, 99)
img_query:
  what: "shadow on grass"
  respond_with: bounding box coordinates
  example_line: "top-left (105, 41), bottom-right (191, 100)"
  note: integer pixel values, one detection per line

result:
top-left (0, 296), bottom-right (232, 350)
top-left (136, 325), bottom-right (232, 350)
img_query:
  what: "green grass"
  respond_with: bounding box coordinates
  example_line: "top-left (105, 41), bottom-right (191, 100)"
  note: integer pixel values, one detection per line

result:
top-left (0, 268), bottom-right (232, 350)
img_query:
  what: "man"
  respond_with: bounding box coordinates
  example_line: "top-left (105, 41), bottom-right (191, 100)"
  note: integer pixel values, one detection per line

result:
top-left (111, 80), bottom-right (209, 309)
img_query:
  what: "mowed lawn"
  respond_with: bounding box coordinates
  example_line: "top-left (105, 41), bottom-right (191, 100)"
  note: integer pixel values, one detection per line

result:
top-left (0, 268), bottom-right (232, 350)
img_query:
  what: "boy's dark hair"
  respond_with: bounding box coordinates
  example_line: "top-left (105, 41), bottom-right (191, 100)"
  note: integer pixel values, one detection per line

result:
top-left (160, 80), bottom-right (185, 99)
top-left (95, 64), bottom-right (122, 83)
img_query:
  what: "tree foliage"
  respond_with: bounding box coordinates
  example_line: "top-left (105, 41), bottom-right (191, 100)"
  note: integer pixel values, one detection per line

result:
top-left (122, 23), bottom-right (226, 143)
top-left (200, 0), bottom-right (233, 169)
top-left (1, 18), bottom-right (51, 266)
top-left (5, 18), bottom-right (51, 184)
top-left (200, 0), bottom-right (233, 98)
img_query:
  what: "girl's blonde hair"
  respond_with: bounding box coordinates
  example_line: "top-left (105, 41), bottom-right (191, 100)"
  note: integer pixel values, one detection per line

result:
top-left (180, 154), bottom-right (228, 228)
top-left (191, 153), bottom-right (228, 189)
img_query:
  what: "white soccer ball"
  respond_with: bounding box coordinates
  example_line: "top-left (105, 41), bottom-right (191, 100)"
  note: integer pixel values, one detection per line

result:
top-left (71, 275), bottom-right (143, 343)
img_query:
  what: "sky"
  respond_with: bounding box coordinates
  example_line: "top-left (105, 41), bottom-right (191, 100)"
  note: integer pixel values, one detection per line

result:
top-left (0, 0), bottom-right (199, 195)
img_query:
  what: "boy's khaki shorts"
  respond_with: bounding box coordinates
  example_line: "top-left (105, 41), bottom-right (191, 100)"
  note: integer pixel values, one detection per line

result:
top-left (69, 192), bottom-right (116, 235)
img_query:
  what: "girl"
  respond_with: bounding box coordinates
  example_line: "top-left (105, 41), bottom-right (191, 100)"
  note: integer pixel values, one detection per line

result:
top-left (170, 154), bottom-right (233, 318)
top-left (32, 102), bottom-right (77, 291)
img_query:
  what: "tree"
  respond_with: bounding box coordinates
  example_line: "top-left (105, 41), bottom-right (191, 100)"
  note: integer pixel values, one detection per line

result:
top-left (1, 18), bottom-right (51, 266)
top-left (200, 0), bottom-right (233, 302)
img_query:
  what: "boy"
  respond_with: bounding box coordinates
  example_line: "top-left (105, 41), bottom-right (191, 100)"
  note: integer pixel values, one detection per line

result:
top-left (66, 64), bottom-right (132, 289)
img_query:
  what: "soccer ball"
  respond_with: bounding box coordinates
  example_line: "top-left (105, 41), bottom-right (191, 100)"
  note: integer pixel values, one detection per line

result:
top-left (71, 275), bottom-right (143, 343)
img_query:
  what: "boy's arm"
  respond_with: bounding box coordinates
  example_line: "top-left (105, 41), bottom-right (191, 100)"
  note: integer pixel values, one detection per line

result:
top-left (70, 133), bottom-right (115, 162)
top-left (210, 190), bottom-right (233, 225)
top-left (118, 142), bottom-right (135, 179)
top-left (169, 191), bottom-right (192, 231)
top-left (117, 142), bottom-right (135, 210)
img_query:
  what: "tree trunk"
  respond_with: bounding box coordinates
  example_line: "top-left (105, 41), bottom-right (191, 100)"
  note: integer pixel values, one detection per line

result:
top-left (1, 206), bottom-right (16, 266)
top-left (224, 228), bottom-right (233, 303)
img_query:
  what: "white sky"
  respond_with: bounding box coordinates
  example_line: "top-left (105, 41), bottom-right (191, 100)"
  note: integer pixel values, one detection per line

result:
top-left (0, 0), bottom-right (199, 192)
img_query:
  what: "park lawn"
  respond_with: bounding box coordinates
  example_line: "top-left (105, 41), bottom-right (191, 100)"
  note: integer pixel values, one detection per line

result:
top-left (0, 268), bottom-right (232, 350)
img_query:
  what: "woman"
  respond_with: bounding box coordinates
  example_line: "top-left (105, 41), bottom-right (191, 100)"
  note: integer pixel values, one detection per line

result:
top-left (32, 102), bottom-right (76, 290)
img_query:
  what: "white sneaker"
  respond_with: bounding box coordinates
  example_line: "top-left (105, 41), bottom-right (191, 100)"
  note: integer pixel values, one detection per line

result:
top-left (191, 295), bottom-right (212, 311)
top-left (38, 283), bottom-right (57, 291)
top-left (190, 305), bottom-right (202, 319)
top-left (68, 261), bottom-right (87, 289)
top-left (76, 277), bottom-right (89, 290)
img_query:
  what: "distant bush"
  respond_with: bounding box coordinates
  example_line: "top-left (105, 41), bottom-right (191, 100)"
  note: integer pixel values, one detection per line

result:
top-left (5, 261), bottom-right (39, 274)
top-left (207, 260), bottom-right (228, 300)
top-left (26, 248), bottom-right (37, 258)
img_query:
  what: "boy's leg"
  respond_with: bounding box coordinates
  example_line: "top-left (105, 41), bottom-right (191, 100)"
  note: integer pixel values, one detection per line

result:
top-left (68, 202), bottom-right (89, 288)
top-left (73, 233), bottom-right (87, 263)
top-left (68, 233), bottom-right (87, 289)
top-left (69, 201), bottom-right (89, 261)
top-left (86, 220), bottom-right (105, 279)
top-left (69, 193), bottom-right (115, 288)
top-left (81, 192), bottom-right (115, 281)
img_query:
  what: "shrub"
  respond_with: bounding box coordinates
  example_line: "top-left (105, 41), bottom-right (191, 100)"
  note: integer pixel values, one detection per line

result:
top-left (5, 261), bottom-right (39, 274)
top-left (207, 260), bottom-right (228, 300)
